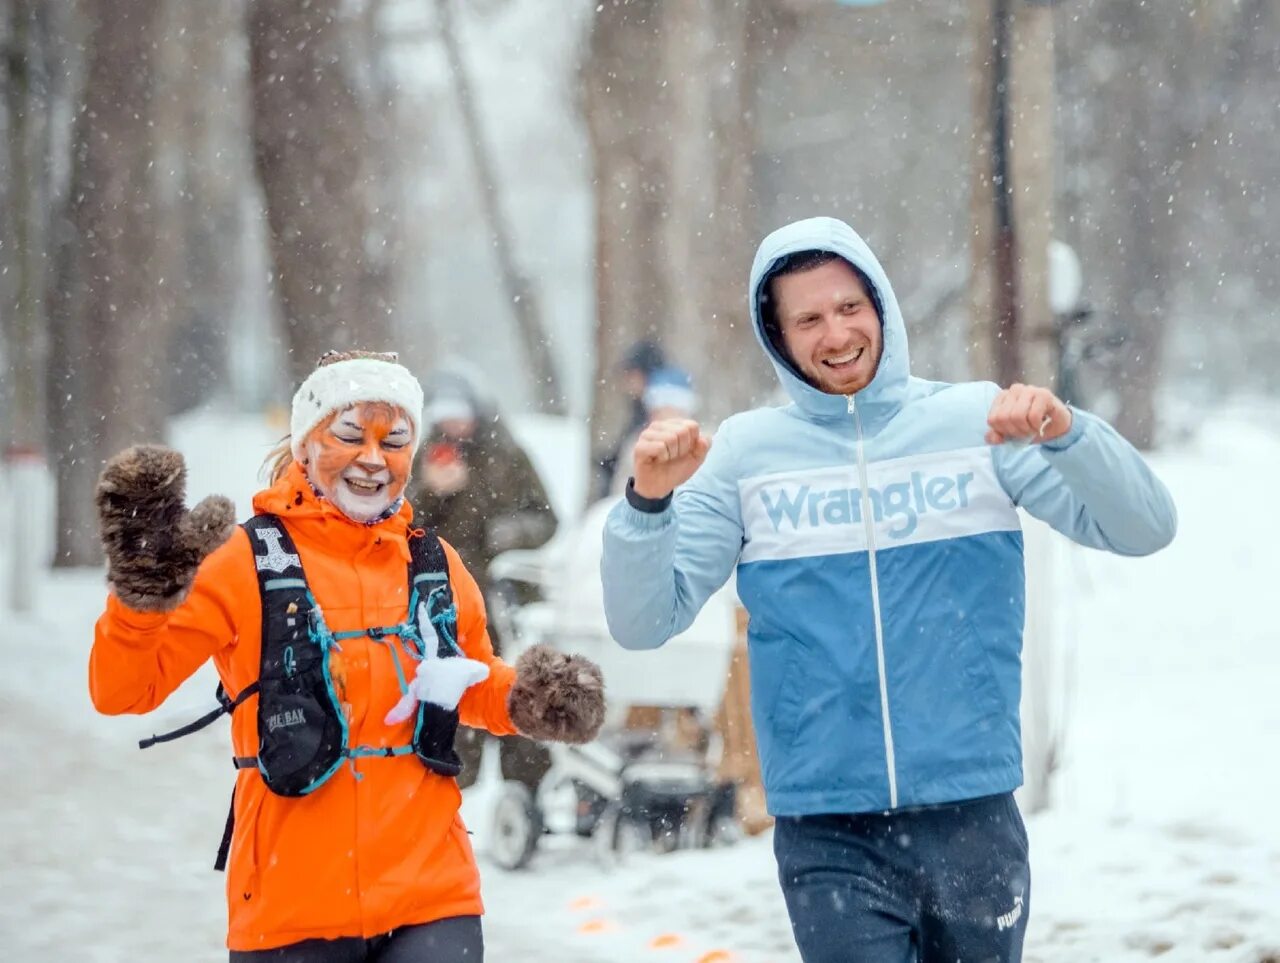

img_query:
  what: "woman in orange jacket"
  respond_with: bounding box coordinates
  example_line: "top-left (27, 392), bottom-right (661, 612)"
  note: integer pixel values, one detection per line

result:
top-left (89, 350), bottom-right (604, 962)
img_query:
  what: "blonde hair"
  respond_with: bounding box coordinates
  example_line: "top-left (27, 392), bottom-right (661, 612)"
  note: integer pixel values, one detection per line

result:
top-left (263, 436), bottom-right (294, 484)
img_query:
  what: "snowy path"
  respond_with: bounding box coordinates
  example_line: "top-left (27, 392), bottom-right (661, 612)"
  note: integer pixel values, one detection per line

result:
top-left (2, 408), bottom-right (1279, 961)
top-left (4, 670), bottom-right (1276, 963)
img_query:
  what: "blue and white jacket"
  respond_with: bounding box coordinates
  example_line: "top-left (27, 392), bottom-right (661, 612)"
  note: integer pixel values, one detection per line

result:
top-left (601, 216), bottom-right (1177, 817)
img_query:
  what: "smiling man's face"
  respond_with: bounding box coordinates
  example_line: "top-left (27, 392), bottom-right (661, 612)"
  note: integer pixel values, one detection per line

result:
top-left (773, 258), bottom-right (883, 396)
top-left (303, 402), bottom-right (414, 522)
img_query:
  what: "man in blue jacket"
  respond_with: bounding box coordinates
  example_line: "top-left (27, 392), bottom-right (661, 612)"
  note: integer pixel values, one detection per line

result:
top-left (600, 217), bottom-right (1176, 963)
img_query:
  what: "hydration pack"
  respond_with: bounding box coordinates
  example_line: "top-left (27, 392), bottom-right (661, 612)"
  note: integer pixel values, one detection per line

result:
top-left (139, 514), bottom-right (467, 869)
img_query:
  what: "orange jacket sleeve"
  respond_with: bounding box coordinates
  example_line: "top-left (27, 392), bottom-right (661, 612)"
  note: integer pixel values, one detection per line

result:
top-left (89, 528), bottom-right (257, 715)
top-left (442, 540), bottom-right (518, 736)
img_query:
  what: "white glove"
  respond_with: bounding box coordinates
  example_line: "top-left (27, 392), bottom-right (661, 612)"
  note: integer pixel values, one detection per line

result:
top-left (384, 602), bottom-right (490, 724)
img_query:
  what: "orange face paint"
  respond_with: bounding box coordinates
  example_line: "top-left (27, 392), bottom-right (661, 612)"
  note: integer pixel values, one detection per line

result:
top-left (301, 402), bottom-right (415, 522)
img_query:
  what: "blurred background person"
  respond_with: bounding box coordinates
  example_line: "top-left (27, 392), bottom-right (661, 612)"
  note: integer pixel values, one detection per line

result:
top-left (411, 366), bottom-right (559, 791)
top-left (609, 364), bottom-right (698, 498)
top-left (590, 339), bottom-right (667, 502)
top-left (599, 362), bottom-right (710, 755)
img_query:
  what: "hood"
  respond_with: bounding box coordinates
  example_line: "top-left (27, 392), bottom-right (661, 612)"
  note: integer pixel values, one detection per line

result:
top-left (422, 362), bottom-right (528, 457)
top-left (422, 360), bottom-right (500, 428)
top-left (252, 461), bottom-right (415, 562)
top-left (748, 216), bottom-right (910, 427)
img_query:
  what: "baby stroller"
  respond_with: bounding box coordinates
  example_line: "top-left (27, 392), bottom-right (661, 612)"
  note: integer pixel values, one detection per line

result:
top-left (484, 498), bottom-right (741, 870)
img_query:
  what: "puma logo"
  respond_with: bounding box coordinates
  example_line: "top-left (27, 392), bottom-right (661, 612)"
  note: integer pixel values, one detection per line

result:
top-left (996, 894), bottom-right (1024, 931)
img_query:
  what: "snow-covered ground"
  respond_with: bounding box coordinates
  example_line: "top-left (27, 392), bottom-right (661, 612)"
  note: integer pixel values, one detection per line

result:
top-left (1, 402), bottom-right (1278, 962)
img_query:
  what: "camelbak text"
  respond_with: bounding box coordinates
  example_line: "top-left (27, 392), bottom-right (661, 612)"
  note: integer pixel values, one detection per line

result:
top-left (266, 708), bottom-right (306, 733)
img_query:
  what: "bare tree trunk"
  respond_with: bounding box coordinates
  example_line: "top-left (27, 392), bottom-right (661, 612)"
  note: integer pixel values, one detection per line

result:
top-left (248, 0), bottom-right (394, 384)
top-left (584, 0), bottom-right (674, 472)
top-left (585, 0), bottom-right (772, 483)
top-left (4, 0), bottom-right (55, 606)
top-left (3, 0), bottom-right (51, 454)
top-left (1110, 106), bottom-right (1164, 449)
top-left (435, 0), bottom-right (564, 413)
top-left (1105, 3), bottom-right (1180, 449)
top-left (356, 0), bottom-right (416, 366)
top-left (160, 0), bottom-right (247, 413)
top-left (658, 0), bottom-right (770, 424)
top-left (48, 0), bottom-right (170, 565)
top-left (968, 0), bottom-right (1056, 390)
top-left (969, 0), bottom-right (1059, 818)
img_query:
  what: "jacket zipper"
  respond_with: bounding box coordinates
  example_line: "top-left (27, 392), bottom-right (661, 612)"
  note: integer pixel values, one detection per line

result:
top-left (849, 394), bottom-right (898, 808)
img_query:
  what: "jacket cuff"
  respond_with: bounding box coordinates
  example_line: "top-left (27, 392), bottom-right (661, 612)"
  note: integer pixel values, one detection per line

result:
top-left (625, 478), bottom-right (673, 514)
top-left (1041, 406), bottom-right (1086, 452)
top-left (106, 593), bottom-right (171, 631)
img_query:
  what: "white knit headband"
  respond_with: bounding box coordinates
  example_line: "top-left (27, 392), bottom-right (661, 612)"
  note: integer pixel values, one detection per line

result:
top-left (290, 358), bottom-right (426, 461)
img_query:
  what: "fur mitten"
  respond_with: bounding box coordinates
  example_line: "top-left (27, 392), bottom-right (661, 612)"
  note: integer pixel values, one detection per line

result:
top-left (507, 645), bottom-right (605, 744)
top-left (95, 444), bottom-right (237, 612)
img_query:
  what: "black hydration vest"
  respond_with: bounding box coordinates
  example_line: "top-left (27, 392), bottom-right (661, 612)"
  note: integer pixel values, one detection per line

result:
top-left (140, 513), bottom-right (467, 868)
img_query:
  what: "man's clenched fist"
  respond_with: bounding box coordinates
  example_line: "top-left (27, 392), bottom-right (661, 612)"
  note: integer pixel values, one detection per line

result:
top-left (986, 383), bottom-right (1073, 446)
top-left (631, 418), bottom-right (712, 500)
